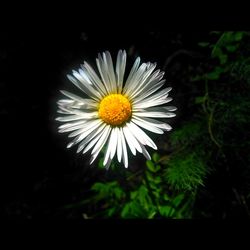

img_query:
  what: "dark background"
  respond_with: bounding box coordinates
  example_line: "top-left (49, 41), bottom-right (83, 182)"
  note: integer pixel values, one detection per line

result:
top-left (1, 30), bottom-right (249, 219)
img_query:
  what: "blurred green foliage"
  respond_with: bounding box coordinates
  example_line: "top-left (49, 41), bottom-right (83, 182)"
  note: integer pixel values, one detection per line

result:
top-left (64, 31), bottom-right (250, 218)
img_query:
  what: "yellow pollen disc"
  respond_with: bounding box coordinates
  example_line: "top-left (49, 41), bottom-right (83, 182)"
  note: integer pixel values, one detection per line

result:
top-left (98, 94), bottom-right (132, 126)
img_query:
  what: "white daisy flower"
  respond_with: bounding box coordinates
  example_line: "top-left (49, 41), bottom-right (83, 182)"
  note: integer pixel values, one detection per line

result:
top-left (56, 50), bottom-right (176, 169)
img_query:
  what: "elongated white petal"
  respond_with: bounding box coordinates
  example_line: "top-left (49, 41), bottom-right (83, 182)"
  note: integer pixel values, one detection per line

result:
top-left (90, 126), bottom-right (111, 164)
top-left (96, 55), bottom-right (111, 93)
top-left (103, 51), bottom-right (116, 93)
top-left (56, 115), bottom-right (86, 122)
top-left (82, 125), bottom-right (108, 154)
top-left (67, 74), bottom-right (101, 101)
top-left (133, 97), bottom-right (173, 109)
top-left (103, 127), bottom-right (117, 166)
top-left (123, 57), bottom-right (140, 93)
top-left (123, 126), bottom-right (142, 153)
top-left (127, 122), bottom-right (157, 150)
top-left (77, 123), bottom-right (106, 153)
top-left (139, 143), bottom-right (151, 160)
top-left (82, 62), bottom-right (108, 95)
top-left (132, 117), bottom-right (164, 134)
top-left (116, 50), bottom-right (126, 93)
top-left (127, 63), bottom-right (157, 97)
top-left (60, 90), bottom-right (97, 108)
top-left (132, 116), bottom-right (172, 131)
top-left (120, 128), bottom-right (128, 168)
top-left (133, 111), bottom-right (176, 118)
top-left (117, 128), bottom-right (123, 162)
top-left (66, 120), bottom-right (103, 148)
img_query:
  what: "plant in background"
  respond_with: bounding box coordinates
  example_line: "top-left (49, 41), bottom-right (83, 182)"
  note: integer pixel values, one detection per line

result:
top-left (61, 32), bottom-right (250, 219)
top-left (56, 50), bottom-right (176, 169)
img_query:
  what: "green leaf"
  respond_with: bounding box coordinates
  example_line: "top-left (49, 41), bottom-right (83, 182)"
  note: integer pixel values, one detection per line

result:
top-left (219, 54), bottom-right (228, 65)
top-left (107, 207), bottom-right (117, 217)
top-left (113, 187), bottom-right (125, 200)
top-left (206, 67), bottom-right (224, 80)
top-left (234, 32), bottom-right (244, 41)
top-left (147, 160), bottom-right (161, 173)
top-left (164, 152), bottom-right (207, 191)
top-left (226, 45), bottom-right (237, 52)
top-left (195, 96), bottom-right (206, 104)
top-left (159, 205), bottom-right (175, 217)
top-left (146, 171), bottom-right (155, 182)
top-left (163, 193), bottom-right (170, 201)
top-left (172, 193), bottom-right (185, 207)
top-left (146, 160), bottom-right (155, 171)
top-left (98, 157), bottom-right (104, 168)
top-left (152, 152), bottom-right (161, 163)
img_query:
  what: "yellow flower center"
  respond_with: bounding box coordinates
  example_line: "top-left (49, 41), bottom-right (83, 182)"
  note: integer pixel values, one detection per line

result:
top-left (98, 94), bottom-right (132, 126)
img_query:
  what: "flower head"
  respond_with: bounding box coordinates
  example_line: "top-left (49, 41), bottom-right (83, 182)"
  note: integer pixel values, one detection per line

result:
top-left (56, 50), bottom-right (176, 169)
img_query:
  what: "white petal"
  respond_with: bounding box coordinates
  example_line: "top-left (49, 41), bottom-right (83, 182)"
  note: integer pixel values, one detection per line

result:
top-left (131, 80), bottom-right (165, 102)
top-left (56, 115), bottom-right (86, 122)
top-left (117, 128), bottom-right (123, 163)
top-left (103, 139), bottom-right (112, 167)
top-left (123, 126), bottom-right (142, 153)
top-left (60, 90), bottom-right (97, 108)
top-left (127, 122), bottom-right (157, 150)
top-left (132, 117), bottom-right (164, 134)
top-left (103, 51), bottom-right (116, 93)
top-left (143, 106), bottom-right (176, 113)
top-left (123, 63), bottom-right (147, 95)
top-left (132, 116), bottom-right (172, 131)
top-left (127, 63), bottom-right (157, 97)
top-left (90, 126), bottom-right (111, 164)
top-left (82, 62), bottom-right (108, 96)
top-left (121, 127), bottom-right (136, 155)
top-left (164, 106), bottom-right (177, 112)
top-left (67, 74), bottom-right (101, 101)
top-left (77, 123), bottom-right (106, 153)
top-left (82, 125), bottom-right (108, 154)
top-left (133, 98), bottom-right (173, 109)
top-left (116, 50), bottom-right (126, 93)
top-left (104, 155), bottom-right (113, 169)
top-left (68, 119), bottom-right (102, 138)
top-left (111, 127), bottom-right (118, 159)
top-left (139, 143), bottom-right (151, 160)
top-left (122, 57), bottom-right (141, 93)
top-left (103, 127), bottom-right (117, 166)
top-left (133, 111), bottom-right (176, 118)
top-left (120, 128), bottom-right (128, 168)
top-left (133, 87), bottom-right (172, 105)
top-left (66, 120), bottom-right (103, 148)
top-left (130, 71), bottom-right (165, 100)
top-left (96, 55), bottom-right (111, 93)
